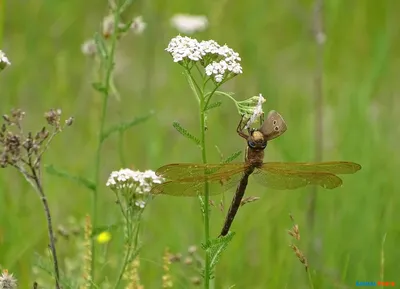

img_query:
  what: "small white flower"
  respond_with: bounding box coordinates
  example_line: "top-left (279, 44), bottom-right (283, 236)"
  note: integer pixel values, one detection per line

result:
top-left (106, 168), bottom-right (164, 209)
top-left (170, 14), bottom-right (208, 34)
top-left (0, 270), bottom-right (17, 289)
top-left (131, 16), bottom-right (147, 34)
top-left (81, 39), bottom-right (97, 56)
top-left (0, 50), bottom-right (11, 70)
top-left (102, 14), bottom-right (115, 37)
top-left (215, 74), bottom-right (224, 83)
top-left (135, 200), bottom-right (146, 208)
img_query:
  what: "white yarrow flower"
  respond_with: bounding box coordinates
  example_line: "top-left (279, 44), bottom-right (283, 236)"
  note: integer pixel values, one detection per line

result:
top-left (106, 168), bottom-right (163, 209)
top-left (166, 35), bottom-right (243, 82)
top-left (131, 16), bottom-right (147, 34)
top-left (0, 50), bottom-right (11, 70)
top-left (170, 14), bottom-right (208, 34)
top-left (81, 39), bottom-right (97, 56)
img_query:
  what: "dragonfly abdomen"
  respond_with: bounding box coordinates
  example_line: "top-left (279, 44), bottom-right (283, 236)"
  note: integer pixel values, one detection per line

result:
top-left (220, 167), bottom-right (255, 236)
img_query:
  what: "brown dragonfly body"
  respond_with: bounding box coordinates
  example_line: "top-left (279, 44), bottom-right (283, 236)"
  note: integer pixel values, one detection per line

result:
top-left (151, 111), bottom-right (361, 236)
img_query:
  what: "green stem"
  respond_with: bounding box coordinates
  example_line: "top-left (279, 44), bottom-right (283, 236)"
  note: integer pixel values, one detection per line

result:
top-left (307, 269), bottom-right (314, 289)
top-left (113, 210), bottom-right (141, 289)
top-left (91, 8), bottom-right (120, 286)
top-left (199, 96), bottom-right (210, 289)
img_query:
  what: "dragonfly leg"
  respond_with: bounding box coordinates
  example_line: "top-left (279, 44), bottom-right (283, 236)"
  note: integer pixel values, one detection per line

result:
top-left (259, 112), bottom-right (264, 125)
top-left (237, 115), bottom-right (249, 139)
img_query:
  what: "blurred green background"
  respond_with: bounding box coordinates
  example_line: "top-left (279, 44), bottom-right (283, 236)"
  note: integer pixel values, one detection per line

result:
top-left (1, 0), bottom-right (399, 288)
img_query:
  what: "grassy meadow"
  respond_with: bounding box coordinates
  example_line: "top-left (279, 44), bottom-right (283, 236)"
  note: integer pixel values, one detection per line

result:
top-left (1, 0), bottom-right (400, 288)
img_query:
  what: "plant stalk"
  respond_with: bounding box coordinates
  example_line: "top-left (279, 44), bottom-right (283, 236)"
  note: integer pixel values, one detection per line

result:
top-left (92, 7), bottom-right (120, 286)
top-left (31, 168), bottom-right (60, 289)
top-left (199, 97), bottom-right (211, 289)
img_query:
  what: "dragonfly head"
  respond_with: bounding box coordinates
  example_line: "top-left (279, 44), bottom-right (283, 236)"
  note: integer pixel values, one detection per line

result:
top-left (247, 130), bottom-right (267, 150)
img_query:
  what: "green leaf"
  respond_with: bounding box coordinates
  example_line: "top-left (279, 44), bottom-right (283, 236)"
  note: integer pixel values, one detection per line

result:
top-left (101, 113), bottom-right (153, 141)
top-left (92, 82), bottom-right (107, 93)
top-left (119, 0), bottom-right (134, 14)
top-left (222, 150), bottom-right (242, 164)
top-left (184, 70), bottom-right (200, 101)
top-left (45, 164), bottom-right (96, 191)
top-left (91, 222), bottom-right (124, 236)
top-left (172, 121), bottom-right (200, 146)
top-left (202, 232), bottom-right (236, 275)
top-left (204, 101), bottom-right (222, 112)
top-left (94, 32), bottom-right (108, 60)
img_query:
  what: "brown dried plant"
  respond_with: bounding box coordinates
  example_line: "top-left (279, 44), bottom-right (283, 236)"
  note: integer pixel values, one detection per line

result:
top-left (0, 108), bottom-right (73, 289)
top-left (287, 214), bottom-right (308, 271)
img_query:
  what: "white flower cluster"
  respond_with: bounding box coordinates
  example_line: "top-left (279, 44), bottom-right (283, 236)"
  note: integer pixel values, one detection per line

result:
top-left (0, 50), bottom-right (10, 71)
top-left (106, 169), bottom-right (163, 208)
top-left (165, 36), bottom-right (242, 83)
top-left (131, 16), bottom-right (147, 35)
top-left (170, 14), bottom-right (208, 34)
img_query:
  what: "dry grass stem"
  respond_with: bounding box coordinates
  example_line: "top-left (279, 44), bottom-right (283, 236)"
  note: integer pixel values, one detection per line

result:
top-left (81, 215), bottom-right (93, 289)
top-left (125, 257), bottom-right (143, 289)
top-left (162, 248), bottom-right (173, 288)
top-left (287, 214), bottom-right (308, 272)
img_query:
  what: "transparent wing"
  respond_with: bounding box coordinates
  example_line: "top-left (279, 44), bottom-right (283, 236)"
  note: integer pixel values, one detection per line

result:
top-left (263, 161), bottom-right (361, 174)
top-left (151, 171), bottom-right (244, 196)
top-left (252, 167), bottom-right (343, 190)
top-left (155, 163), bottom-right (247, 181)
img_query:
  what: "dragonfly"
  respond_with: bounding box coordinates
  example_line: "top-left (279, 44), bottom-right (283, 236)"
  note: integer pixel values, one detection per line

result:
top-left (151, 111), bottom-right (361, 236)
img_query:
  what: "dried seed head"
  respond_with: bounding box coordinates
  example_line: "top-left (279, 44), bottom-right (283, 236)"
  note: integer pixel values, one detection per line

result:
top-left (287, 214), bottom-right (301, 240)
top-left (190, 276), bottom-right (201, 286)
top-left (184, 256), bottom-right (193, 266)
top-left (218, 200), bottom-right (224, 212)
top-left (4, 133), bottom-right (21, 158)
top-left (162, 248), bottom-right (173, 288)
top-left (23, 137), bottom-right (33, 152)
top-left (44, 109), bottom-right (62, 128)
top-left (65, 117), bottom-right (74, 126)
top-left (288, 224), bottom-right (300, 241)
top-left (168, 253), bottom-right (182, 263)
top-left (2, 114), bottom-right (10, 123)
top-left (11, 109), bottom-right (25, 122)
top-left (0, 152), bottom-right (8, 168)
top-left (289, 244), bottom-right (308, 270)
top-left (240, 196), bottom-right (260, 207)
top-left (188, 245), bottom-right (197, 255)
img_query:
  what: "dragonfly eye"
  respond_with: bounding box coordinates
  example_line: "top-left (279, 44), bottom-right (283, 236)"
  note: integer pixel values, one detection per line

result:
top-left (248, 140), bottom-right (256, 148)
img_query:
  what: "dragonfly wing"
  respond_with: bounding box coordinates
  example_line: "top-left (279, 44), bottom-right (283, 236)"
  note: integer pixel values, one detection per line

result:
top-left (252, 167), bottom-right (343, 190)
top-left (151, 175), bottom-right (242, 197)
top-left (263, 161), bottom-right (361, 174)
top-left (155, 163), bottom-right (246, 181)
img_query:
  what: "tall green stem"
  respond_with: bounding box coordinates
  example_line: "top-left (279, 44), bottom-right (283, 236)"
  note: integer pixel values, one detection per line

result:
top-left (199, 96), bottom-right (211, 289)
top-left (91, 8), bottom-right (120, 286)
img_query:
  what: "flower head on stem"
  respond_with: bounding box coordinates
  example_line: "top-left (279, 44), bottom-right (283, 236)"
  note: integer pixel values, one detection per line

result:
top-left (107, 169), bottom-right (163, 211)
top-left (165, 35), bottom-right (242, 83)
top-left (170, 14), bottom-right (208, 34)
top-left (0, 51), bottom-right (10, 71)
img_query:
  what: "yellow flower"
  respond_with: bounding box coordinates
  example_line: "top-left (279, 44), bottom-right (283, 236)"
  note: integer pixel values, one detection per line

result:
top-left (96, 231), bottom-right (111, 244)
